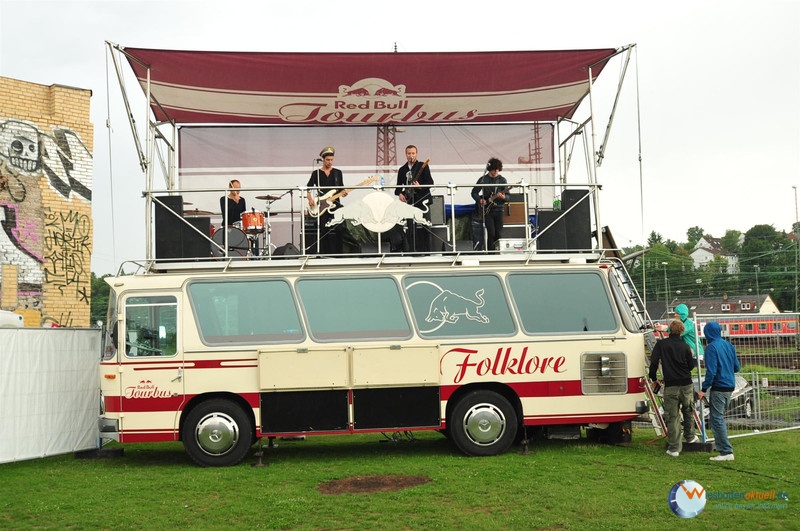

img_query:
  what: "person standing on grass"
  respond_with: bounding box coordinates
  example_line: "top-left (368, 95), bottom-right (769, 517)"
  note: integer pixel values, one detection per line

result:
top-left (698, 321), bottom-right (741, 462)
top-left (649, 319), bottom-right (699, 457)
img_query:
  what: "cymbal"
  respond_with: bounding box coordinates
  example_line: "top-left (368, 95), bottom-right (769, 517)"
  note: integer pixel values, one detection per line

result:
top-left (255, 195), bottom-right (281, 201)
top-left (185, 209), bottom-right (213, 216)
top-left (183, 201), bottom-right (193, 206)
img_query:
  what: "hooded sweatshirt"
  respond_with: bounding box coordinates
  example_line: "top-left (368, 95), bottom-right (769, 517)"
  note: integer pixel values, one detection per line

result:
top-left (701, 321), bottom-right (740, 393)
top-left (674, 303), bottom-right (705, 359)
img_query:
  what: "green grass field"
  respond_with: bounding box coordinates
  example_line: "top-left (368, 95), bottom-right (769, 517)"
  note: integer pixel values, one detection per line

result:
top-left (1, 428), bottom-right (797, 529)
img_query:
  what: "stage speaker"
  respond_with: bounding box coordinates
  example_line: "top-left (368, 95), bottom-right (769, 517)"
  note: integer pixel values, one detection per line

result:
top-left (562, 189), bottom-right (591, 250)
top-left (273, 243), bottom-right (301, 256)
top-left (428, 225), bottom-right (451, 252)
top-left (154, 195), bottom-right (184, 259)
top-left (429, 195), bottom-right (446, 226)
top-left (536, 210), bottom-right (567, 251)
top-left (183, 217), bottom-right (211, 258)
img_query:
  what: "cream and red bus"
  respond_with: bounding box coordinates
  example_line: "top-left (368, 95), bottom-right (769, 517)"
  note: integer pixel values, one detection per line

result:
top-left (100, 253), bottom-right (650, 466)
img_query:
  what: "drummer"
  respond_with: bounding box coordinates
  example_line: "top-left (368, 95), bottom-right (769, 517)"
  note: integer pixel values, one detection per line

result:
top-left (220, 179), bottom-right (247, 226)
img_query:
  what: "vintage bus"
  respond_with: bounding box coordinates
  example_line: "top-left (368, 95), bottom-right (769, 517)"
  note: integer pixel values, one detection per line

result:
top-left (99, 253), bottom-right (651, 466)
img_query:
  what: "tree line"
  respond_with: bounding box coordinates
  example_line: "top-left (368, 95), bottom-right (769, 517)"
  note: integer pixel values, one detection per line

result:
top-left (624, 224), bottom-right (798, 313)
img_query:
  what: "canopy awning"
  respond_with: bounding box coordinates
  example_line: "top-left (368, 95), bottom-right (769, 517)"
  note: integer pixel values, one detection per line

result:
top-left (121, 47), bottom-right (618, 125)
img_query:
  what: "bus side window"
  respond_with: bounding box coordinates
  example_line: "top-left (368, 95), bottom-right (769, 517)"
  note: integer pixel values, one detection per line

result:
top-left (403, 274), bottom-right (515, 338)
top-left (188, 279), bottom-right (304, 344)
top-left (297, 277), bottom-right (411, 341)
top-left (507, 271), bottom-right (617, 334)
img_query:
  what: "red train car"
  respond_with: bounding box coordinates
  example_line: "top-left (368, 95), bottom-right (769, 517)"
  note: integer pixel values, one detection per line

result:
top-left (654, 314), bottom-right (799, 341)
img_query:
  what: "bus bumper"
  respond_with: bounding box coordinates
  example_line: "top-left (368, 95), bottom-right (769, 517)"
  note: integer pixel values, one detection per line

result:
top-left (99, 417), bottom-right (120, 442)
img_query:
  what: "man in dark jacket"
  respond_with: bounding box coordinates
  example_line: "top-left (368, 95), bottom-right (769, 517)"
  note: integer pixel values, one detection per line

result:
top-left (698, 321), bottom-right (741, 462)
top-left (649, 319), bottom-right (698, 456)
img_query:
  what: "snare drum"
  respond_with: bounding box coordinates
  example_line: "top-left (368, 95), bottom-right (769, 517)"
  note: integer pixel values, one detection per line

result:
top-left (241, 211), bottom-right (265, 233)
top-left (211, 226), bottom-right (249, 258)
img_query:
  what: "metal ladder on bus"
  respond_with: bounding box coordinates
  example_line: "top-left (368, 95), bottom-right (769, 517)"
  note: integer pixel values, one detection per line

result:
top-left (608, 259), bottom-right (702, 440)
top-left (608, 259), bottom-right (668, 437)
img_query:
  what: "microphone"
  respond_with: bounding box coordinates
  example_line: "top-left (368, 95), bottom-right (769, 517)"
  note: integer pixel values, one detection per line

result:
top-left (315, 158), bottom-right (323, 163)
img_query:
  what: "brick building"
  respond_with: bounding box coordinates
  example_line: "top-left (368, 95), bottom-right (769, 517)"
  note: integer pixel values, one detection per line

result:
top-left (0, 76), bottom-right (93, 327)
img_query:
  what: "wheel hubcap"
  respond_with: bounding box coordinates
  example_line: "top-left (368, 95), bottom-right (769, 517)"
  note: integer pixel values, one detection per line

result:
top-left (463, 402), bottom-right (506, 445)
top-left (195, 412), bottom-right (239, 456)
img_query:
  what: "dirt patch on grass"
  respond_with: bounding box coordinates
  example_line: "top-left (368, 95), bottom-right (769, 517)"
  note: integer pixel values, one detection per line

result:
top-left (318, 474), bottom-right (431, 494)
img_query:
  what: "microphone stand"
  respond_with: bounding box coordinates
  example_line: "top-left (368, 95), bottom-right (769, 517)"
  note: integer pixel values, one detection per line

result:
top-left (309, 158), bottom-right (323, 254)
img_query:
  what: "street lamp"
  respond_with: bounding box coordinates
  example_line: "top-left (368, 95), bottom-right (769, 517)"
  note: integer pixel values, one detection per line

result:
top-left (662, 262), bottom-right (669, 316)
top-left (754, 265), bottom-right (760, 298)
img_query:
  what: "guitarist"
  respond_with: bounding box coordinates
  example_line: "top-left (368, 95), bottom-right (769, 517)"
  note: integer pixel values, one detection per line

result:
top-left (394, 145), bottom-right (433, 252)
top-left (306, 146), bottom-right (347, 254)
top-left (471, 157), bottom-right (508, 252)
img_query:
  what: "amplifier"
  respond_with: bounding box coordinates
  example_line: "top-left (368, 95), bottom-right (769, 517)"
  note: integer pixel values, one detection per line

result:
top-left (504, 202), bottom-right (528, 224)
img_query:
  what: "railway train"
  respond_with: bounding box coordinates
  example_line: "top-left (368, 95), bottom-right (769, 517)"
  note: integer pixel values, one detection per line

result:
top-left (654, 314), bottom-right (799, 341)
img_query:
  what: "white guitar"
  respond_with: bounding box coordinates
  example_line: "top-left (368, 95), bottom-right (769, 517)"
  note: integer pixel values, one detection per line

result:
top-left (307, 176), bottom-right (378, 217)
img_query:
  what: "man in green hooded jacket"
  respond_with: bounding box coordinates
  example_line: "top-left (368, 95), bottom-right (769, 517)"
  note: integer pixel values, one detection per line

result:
top-left (659, 303), bottom-right (704, 360)
top-left (673, 303), bottom-right (704, 360)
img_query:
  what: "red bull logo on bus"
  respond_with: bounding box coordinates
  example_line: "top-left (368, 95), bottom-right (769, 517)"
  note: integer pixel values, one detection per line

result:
top-left (339, 78), bottom-right (406, 99)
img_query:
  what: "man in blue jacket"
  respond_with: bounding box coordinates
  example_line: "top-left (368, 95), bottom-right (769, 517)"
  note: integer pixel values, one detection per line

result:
top-left (698, 321), bottom-right (741, 461)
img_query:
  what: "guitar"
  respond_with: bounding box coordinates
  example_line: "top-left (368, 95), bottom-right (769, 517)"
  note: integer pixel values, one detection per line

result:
top-left (403, 158), bottom-right (430, 203)
top-left (307, 176), bottom-right (378, 217)
top-left (478, 189), bottom-right (506, 217)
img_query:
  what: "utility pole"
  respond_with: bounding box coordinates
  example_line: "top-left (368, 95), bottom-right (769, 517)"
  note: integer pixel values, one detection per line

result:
top-left (794, 186), bottom-right (799, 312)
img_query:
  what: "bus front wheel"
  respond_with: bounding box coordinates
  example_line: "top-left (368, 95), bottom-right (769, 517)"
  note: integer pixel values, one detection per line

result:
top-left (183, 399), bottom-right (254, 467)
top-left (449, 390), bottom-right (517, 456)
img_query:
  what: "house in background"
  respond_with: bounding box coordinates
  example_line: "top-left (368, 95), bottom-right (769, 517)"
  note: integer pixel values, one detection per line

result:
top-left (690, 236), bottom-right (739, 274)
top-left (646, 292), bottom-right (781, 321)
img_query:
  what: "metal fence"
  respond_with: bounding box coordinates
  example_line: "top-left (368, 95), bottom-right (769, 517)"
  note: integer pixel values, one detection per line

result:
top-left (695, 313), bottom-right (800, 440)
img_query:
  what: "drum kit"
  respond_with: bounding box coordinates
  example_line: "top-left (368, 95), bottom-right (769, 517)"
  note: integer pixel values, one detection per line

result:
top-left (211, 194), bottom-right (281, 258)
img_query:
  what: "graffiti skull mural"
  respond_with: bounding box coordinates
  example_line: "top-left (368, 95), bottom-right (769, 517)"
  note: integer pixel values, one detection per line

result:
top-left (0, 120), bottom-right (40, 172)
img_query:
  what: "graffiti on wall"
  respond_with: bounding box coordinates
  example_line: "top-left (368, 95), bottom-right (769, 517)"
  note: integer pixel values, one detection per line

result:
top-left (0, 118), bottom-right (93, 323)
top-left (43, 208), bottom-right (91, 301)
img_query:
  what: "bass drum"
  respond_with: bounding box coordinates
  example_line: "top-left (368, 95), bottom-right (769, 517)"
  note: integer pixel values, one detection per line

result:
top-left (211, 226), bottom-right (249, 258)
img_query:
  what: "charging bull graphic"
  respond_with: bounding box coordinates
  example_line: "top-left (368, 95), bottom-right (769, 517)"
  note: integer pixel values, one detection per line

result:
top-left (325, 190), bottom-right (430, 233)
top-left (425, 288), bottom-right (489, 324)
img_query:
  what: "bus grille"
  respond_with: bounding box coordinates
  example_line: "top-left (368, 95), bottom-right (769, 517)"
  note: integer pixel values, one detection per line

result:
top-left (580, 352), bottom-right (627, 394)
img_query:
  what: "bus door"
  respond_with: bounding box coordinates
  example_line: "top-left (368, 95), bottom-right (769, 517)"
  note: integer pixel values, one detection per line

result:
top-left (350, 343), bottom-right (441, 431)
top-left (258, 346), bottom-right (350, 433)
top-left (118, 294), bottom-right (183, 441)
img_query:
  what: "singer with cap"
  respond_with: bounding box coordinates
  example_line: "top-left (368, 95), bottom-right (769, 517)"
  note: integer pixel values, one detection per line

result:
top-left (306, 146), bottom-right (347, 255)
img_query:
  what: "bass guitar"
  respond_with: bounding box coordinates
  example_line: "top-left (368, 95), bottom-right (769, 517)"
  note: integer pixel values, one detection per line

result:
top-left (403, 158), bottom-right (430, 203)
top-left (307, 176), bottom-right (378, 217)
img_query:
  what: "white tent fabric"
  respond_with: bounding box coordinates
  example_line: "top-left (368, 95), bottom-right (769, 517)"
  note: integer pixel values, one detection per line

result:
top-left (0, 329), bottom-right (100, 463)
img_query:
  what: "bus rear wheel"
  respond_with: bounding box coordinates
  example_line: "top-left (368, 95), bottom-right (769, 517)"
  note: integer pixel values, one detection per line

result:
top-left (183, 399), bottom-right (253, 467)
top-left (449, 390), bottom-right (517, 456)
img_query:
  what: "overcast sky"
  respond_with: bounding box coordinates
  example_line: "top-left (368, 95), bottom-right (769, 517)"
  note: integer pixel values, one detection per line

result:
top-left (1, 0), bottom-right (798, 274)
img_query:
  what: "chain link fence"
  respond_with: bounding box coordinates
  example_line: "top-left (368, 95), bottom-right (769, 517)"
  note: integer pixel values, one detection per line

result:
top-left (696, 312), bottom-right (800, 439)
top-left (641, 313), bottom-right (800, 441)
